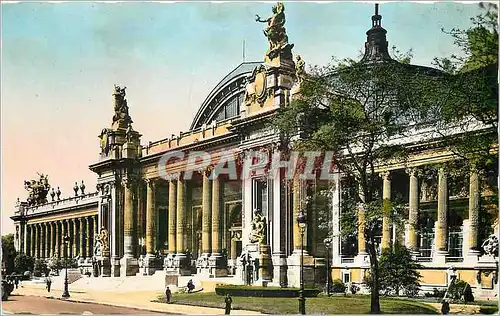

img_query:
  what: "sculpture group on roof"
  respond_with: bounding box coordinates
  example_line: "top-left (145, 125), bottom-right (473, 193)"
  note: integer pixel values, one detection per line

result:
top-left (24, 173), bottom-right (51, 206)
top-left (255, 2), bottom-right (291, 59)
top-left (112, 85), bottom-right (132, 125)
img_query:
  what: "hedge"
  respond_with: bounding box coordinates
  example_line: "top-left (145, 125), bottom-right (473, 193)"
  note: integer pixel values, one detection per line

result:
top-left (215, 284), bottom-right (321, 297)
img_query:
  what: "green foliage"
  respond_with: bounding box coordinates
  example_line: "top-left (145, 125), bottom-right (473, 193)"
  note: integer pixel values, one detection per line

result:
top-left (214, 285), bottom-right (320, 297)
top-left (331, 279), bottom-right (347, 293)
top-left (13, 254), bottom-right (34, 273)
top-left (431, 3), bottom-right (498, 169)
top-left (364, 245), bottom-right (422, 297)
top-left (448, 280), bottom-right (474, 303)
top-left (1, 234), bottom-right (16, 274)
top-left (33, 259), bottom-right (49, 277)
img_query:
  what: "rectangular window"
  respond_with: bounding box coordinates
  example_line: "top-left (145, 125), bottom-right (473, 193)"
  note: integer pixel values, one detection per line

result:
top-left (419, 229), bottom-right (434, 258)
top-left (448, 228), bottom-right (463, 258)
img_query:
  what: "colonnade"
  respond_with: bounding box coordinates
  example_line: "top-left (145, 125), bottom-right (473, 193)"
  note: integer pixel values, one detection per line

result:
top-left (25, 215), bottom-right (98, 260)
top-left (355, 166), bottom-right (482, 258)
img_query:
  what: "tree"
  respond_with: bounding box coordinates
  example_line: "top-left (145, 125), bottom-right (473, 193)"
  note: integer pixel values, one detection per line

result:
top-left (364, 244), bottom-right (422, 297)
top-left (13, 254), bottom-right (35, 273)
top-left (431, 3), bottom-right (498, 169)
top-left (1, 234), bottom-right (16, 275)
top-left (272, 57), bottom-right (437, 313)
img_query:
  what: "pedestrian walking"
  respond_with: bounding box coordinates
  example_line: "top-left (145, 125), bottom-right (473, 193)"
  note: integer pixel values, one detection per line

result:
top-left (46, 277), bottom-right (52, 293)
top-left (441, 299), bottom-right (450, 315)
top-left (14, 277), bottom-right (19, 289)
top-left (165, 286), bottom-right (172, 304)
top-left (224, 294), bottom-right (232, 315)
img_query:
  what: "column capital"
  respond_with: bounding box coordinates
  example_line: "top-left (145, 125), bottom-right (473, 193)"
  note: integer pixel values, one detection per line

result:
top-left (438, 166), bottom-right (447, 177)
top-left (406, 167), bottom-right (421, 177)
top-left (122, 177), bottom-right (137, 188)
top-left (144, 178), bottom-right (157, 188)
top-left (379, 170), bottom-right (391, 180)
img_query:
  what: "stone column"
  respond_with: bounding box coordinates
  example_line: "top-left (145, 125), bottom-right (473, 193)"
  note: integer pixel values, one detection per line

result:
top-left (408, 168), bottom-right (420, 256)
top-left (202, 171), bottom-right (212, 257)
top-left (61, 220), bottom-right (67, 259)
top-left (79, 218), bottom-right (85, 258)
top-left (173, 175), bottom-right (190, 275)
top-left (30, 224), bottom-right (35, 258)
top-left (40, 223), bottom-right (49, 258)
top-left (176, 176), bottom-right (185, 254)
top-left (435, 167), bottom-right (449, 259)
top-left (468, 167), bottom-right (481, 256)
top-left (356, 183), bottom-right (368, 265)
top-left (72, 219), bottom-right (78, 258)
top-left (122, 179), bottom-right (135, 257)
top-left (168, 180), bottom-right (177, 255)
top-left (86, 217), bottom-right (91, 259)
top-left (144, 178), bottom-right (156, 275)
top-left (55, 221), bottom-right (60, 258)
top-left (209, 175), bottom-right (227, 277)
top-left (44, 223), bottom-right (49, 258)
top-left (331, 174), bottom-right (342, 265)
top-left (292, 179), bottom-right (308, 253)
top-left (381, 171), bottom-right (391, 250)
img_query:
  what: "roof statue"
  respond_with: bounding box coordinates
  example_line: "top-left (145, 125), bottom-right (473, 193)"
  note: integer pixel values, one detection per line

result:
top-left (255, 2), bottom-right (291, 59)
top-left (24, 173), bottom-right (51, 206)
top-left (295, 54), bottom-right (306, 83)
top-left (112, 84), bottom-right (132, 127)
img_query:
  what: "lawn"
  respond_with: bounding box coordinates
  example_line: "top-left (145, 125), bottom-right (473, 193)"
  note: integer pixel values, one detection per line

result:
top-left (155, 292), bottom-right (439, 314)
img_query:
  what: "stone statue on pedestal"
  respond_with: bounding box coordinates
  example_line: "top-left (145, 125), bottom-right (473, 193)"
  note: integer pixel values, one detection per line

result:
top-left (249, 209), bottom-right (267, 244)
top-left (295, 54), bottom-right (306, 83)
top-left (255, 2), bottom-right (292, 59)
top-left (112, 85), bottom-right (132, 127)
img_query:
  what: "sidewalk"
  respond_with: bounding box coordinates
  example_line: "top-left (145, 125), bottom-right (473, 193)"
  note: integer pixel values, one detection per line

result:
top-left (16, 282), bottom-right (260, 315)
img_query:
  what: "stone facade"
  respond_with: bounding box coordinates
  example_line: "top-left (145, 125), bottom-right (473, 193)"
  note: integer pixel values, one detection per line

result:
top-left (10, 3), bottom-right (498, 297)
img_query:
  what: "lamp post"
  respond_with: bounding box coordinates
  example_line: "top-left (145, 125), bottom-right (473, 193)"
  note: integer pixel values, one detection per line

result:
top-left (297, 210), bottom-right (307, 315)
top-left (324, 237), bottom-right (332, 296)
top-left (62, 235), bottom-right (71, 298)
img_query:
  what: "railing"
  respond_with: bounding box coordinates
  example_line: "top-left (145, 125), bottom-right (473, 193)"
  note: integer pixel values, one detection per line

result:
top-left (341, 257), bottom-right (355, 264)
top-left (446, 257), bottom-right (464, 263)
top-left (21, 192), bottom-right (99, 215)
top-left (416, 257), bottom-right (433, 262)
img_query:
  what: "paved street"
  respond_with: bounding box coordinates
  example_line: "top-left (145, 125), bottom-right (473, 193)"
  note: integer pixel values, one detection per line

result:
top-left (2, 295), bottom-right (164, 315)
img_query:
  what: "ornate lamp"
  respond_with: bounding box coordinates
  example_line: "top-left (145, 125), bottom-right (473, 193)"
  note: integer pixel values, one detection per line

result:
top-left (296, 210), bottom-right (307, 315)
top-left (62, 235), bottom-right (71, 298)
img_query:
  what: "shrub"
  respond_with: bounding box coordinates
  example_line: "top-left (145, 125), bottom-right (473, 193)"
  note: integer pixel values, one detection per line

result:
top-left (33, 260), bottom-right (49, 277)
top-left (215, 285), bottom-right (320, 297)
top-left (331, 279), bottom-right (346, 293)
top-left (350, 284), bottom-right (360, 294)
top-left (14, 254), bottom-right (34, 273)
top-left (448, 280), bottom-right (474, 302)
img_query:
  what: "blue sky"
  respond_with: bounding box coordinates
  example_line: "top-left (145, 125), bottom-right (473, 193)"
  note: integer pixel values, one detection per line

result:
top-left (1, 1), bottom-right (484, 233)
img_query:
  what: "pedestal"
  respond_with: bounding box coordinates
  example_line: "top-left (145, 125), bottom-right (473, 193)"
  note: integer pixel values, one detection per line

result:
top-left (172, 253), bottom-right (191, 276)
top-left (259, 245), bottom-right (272, 284)
top-left (111, 257), bottom-right (120, 277)
top-left (141, 254), bottom-right (156, 276)
top-left (286, 252), bottom-right (315, 288)
top-left (209, 254), bottom-right (228, 278)
top-left (196, 254), bottom-right (211, 276)
top-left (120, 256), bottom-right (139, 276)
top-left (271, 253), bottom-right (287, 287)
top-left (434, 251), bottom-right (448, 265)
top-left (100, 257), bottom-right (111, 277)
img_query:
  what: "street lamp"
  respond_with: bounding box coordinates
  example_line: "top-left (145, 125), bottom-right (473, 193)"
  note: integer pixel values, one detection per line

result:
top-left (62, 235), bottom-right (71, 298)
top-left (297, 210), bottom-right (307, 315)
top-left (324, 237), bottom-right (332, 297)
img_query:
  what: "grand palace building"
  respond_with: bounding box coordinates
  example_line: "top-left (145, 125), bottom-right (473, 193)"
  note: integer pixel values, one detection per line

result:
top-left (11, 3), bottom-right (498, 297)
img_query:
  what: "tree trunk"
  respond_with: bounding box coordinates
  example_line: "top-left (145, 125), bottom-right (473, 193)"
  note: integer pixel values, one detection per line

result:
top-left (367, 238), bottom-right (381, 314)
